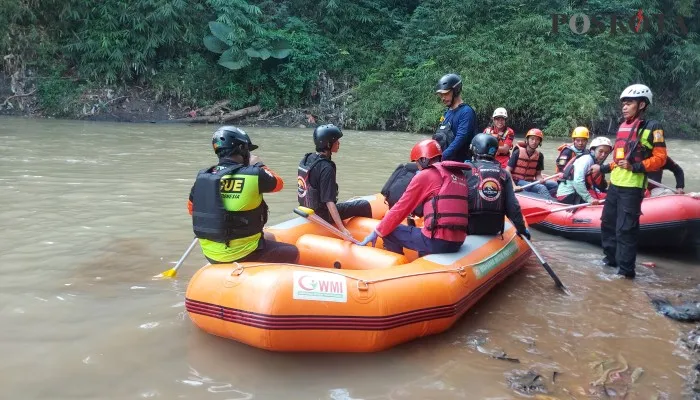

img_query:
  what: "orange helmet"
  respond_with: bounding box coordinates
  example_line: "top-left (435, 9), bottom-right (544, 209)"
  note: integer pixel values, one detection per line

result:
top-left (525, 128), bottom-right (544, 140)
top-left (410, 139), bottom-right (442, 162)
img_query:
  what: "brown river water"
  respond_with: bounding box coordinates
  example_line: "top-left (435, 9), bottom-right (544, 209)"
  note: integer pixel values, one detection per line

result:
top-left (1, 117), bottom-right (700, 399)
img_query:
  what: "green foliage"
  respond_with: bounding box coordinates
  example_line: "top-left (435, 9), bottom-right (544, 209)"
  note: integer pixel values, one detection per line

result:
top-left (36, 72), bottom-right (83, 117)
top-left (2, 0), bottom-right (699, 136)
top-left (62, 0), bottom-right (207, 83)
top-left (203, 20), bottom-right (291, 70)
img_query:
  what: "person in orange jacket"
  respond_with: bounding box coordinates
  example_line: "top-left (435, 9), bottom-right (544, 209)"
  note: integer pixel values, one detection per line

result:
top-left (591, 84), bottom-right (667, 278)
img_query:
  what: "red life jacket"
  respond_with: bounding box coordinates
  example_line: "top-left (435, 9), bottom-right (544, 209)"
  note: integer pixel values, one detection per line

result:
top-left (511, 145), bottom-right (540, 182)
top-left (485, 126), bottom-right (514, 167)
top-left (484, 126), bottom-right (514, 147)
top-left (585, 169), bottom-right (606, 191)
top-left (423, 161), bottom-right (470, 238)
top-left (613, 119), bottom-right (647, 164)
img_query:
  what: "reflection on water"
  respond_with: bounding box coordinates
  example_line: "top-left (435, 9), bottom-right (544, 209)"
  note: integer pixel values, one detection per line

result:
top-left (1, 117), bottom-right (699, 399)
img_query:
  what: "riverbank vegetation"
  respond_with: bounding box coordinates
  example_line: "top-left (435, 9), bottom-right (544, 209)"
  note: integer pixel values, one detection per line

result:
top-left (1, 0), bottom-right (699, 136)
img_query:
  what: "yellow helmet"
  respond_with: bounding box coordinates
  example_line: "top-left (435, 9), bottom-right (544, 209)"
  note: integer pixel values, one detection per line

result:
top-left (571, 126), bottom-right (590, 139)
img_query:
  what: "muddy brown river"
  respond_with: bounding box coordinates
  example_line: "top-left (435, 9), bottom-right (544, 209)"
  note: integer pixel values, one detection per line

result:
top-left (1, 117), bottom-right (699, 399)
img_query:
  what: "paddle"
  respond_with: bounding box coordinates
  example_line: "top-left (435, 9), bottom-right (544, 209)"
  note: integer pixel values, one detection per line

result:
top-left (647, 178), bottom-right (679, 194)
top-left (294, 206), bottom-right (361, 245)
top-left (515, 173), bottom-right (562, 192)
top-left (523, 201), bottom-right (604, 225)
top-left (521, 236), bottom-right (570, 295)
top-left (154, 237), bottom-right (198, 278)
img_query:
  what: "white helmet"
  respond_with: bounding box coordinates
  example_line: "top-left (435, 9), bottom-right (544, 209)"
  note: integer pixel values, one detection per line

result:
top-left (492, 107), bottom-right (508, 119)
top-left (620, 84), bottom-right (652, 105)
top-left (589, 136), bottom-right (612, 150)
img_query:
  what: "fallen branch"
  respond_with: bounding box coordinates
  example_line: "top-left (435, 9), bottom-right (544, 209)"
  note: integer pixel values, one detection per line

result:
top-left (221, 105), bottom-right (261, 122)
top-left (1, 88), bottom-right (37, 108)
top-left (171, 105), bottom-right (261, 123)
top-left (195, 99), bottom-right (231, 116)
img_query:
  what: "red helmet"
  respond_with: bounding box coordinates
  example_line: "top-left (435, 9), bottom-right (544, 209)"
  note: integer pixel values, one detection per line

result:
top-left (410, 139), bottom-right (442, 162)
top-left (525, 128), bottom-right (544, 140)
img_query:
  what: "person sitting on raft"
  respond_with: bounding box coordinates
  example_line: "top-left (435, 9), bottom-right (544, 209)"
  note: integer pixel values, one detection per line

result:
top-left (647, 156), bottom-right (685, 196)
top-left (554, 126), bottom-right (590, 173)
top-left (297, 124), bottom-right (373, 237)
top-left (465, 133), bottom-right (530, 239)
top-left (555, 136), bottom-right (612, 205)
top-left (482, 107), bottom-right (515, 168)
top-left (358, 139), bottom-right (471, 256)
top-left (507, 128), bottom-right (557, 199)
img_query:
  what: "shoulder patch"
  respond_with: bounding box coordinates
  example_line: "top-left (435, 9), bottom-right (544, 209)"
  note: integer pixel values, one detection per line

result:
top-left (652, 129), bottom-right (664, 143)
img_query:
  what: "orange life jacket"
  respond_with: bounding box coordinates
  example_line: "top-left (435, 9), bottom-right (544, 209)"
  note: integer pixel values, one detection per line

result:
top-left (511, 145), bottom-right (540, 182)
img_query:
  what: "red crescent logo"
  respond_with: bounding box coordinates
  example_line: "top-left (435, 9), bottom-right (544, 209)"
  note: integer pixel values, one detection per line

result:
top-left (297, 275), bottom-right (314, 291)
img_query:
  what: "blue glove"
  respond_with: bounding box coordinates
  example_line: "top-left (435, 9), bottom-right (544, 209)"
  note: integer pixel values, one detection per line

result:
top-left (517, 228), bottom-right (531, 240)
top-left (359, 231), bottom-right (378, 247)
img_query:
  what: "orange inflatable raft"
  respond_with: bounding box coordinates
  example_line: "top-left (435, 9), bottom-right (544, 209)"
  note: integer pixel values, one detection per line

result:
top-left (185, 194), bottom-right (532, 352)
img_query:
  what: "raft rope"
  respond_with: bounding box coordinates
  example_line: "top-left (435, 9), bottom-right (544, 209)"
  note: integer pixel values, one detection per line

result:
top-left (228, 233), bottom-right (521, 290)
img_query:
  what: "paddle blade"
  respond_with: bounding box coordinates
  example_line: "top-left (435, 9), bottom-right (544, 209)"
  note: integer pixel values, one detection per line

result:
top-left (299, 206), bottom-right (315, 215)
top-left (154, 268), bottom-right (178, 279)
top-left (523, 210), bottom-right (551, 225)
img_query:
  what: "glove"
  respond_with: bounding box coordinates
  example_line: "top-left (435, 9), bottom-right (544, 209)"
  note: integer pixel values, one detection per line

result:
top-left (517, 228), bottom-right (531, 240)
top-left (359, 231), bottom-right (378, 247)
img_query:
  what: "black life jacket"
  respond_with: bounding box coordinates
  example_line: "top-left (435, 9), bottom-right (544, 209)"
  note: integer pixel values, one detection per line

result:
top-left (297, 153), bottom-right (337, 210)
top-left (432, 103), bottom-right (471, 154)
top-left (380, 163), bottom-right (423, 216)
top-left (432, 123), bottom-right (455, 154)
top-left (191, 164), bottom-right (268, 243)
top-left (466, 160), bottom-right (507, 235)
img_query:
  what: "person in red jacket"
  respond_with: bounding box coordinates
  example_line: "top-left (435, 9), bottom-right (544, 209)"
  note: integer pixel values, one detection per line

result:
top-left (358, 139), bottom-right (471, 256)
top-left (483, 107), bottom-right (515, 168)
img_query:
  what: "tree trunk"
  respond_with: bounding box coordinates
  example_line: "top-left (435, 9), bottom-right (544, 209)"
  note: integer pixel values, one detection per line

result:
top-left (172, 105), bottom-right (261, 123)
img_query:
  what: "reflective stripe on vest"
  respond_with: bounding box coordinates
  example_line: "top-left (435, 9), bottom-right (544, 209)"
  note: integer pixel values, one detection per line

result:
top-left (423, 161), bottom-right (470, 236)
top-left (511, 145), bottom-right (540, 181)
top-left (611, 119), bottom-right (653, 188)
top-left (467, 160), bottom-right (506, 235)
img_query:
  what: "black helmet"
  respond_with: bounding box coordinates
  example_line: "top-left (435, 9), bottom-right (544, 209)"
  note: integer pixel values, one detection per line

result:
top-left (470, 133), bottom-right (499, 159)
top-left (211, 126), bottom-right (258, 155)
top-left (435, 73), bottom-right (462, 97)
top-left (313, 124), bottom-right (343, 151)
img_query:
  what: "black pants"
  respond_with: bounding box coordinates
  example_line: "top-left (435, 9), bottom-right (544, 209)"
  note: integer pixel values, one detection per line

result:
top-left (316, 199), bottom-right (373, 223)
top-left (600, 184), bottom-right (644, 275)
top-left (557, 192), bottom-right (584, 205)
top-left (206, 233), bottom-right (299, 264)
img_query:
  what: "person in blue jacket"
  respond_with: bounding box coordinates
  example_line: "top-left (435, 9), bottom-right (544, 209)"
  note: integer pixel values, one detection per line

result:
top-left (433, 73), bottom-right (477, 162)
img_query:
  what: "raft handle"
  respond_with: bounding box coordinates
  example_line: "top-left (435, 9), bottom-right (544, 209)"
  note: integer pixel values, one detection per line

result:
top-left (231, 264), bottom-right (244, 276)
top-left (357, 280), bottom-right (369, 291)
top-left (457, 266), bottom-right (467, 277)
